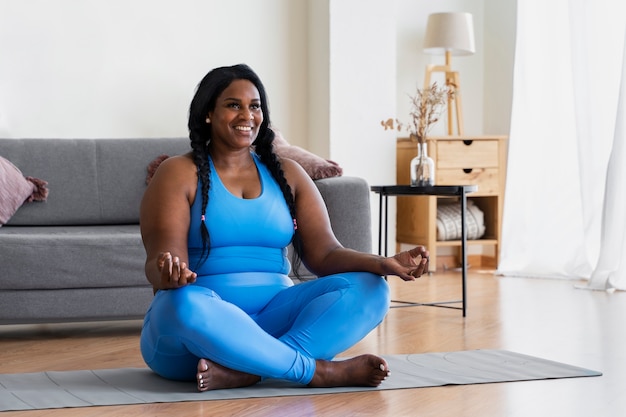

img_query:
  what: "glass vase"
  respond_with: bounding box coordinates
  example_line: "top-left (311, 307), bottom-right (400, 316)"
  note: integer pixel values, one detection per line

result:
top-left (410, 142), bottom-right (435, 186)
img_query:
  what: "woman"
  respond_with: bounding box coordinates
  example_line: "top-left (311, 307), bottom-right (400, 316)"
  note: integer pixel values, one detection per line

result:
top-left (139, 64), bottom-right (429, 391)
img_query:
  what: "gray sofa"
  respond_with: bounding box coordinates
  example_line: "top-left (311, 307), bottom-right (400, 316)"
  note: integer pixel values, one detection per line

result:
top-left (0, 138), bottom-right (372, 325)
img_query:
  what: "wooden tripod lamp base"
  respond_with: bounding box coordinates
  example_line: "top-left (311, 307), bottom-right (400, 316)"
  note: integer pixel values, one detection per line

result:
top-left (423, 50), bottom-right (464, 136)
top-left (422, 12), bottom-right (475, 136)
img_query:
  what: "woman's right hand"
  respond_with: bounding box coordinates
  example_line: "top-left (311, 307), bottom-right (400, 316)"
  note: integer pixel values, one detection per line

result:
top-left (156, 252), bottom-right (197, 289)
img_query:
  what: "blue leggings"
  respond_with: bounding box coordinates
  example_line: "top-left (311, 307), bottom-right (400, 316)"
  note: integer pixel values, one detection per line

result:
top-left (140, 272), bottom-right (389, 384)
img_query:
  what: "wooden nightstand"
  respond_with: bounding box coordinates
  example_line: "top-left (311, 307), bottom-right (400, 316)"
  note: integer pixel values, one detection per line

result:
top-left (396, 135), bottom-right (508, 271)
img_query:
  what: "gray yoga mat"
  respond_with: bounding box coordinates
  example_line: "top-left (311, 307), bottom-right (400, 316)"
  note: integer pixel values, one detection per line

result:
top-left (0, 349), bottom-right (601, 411)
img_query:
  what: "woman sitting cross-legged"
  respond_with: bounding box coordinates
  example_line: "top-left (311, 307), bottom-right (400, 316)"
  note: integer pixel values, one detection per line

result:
top-left (139, 63), bottom-right (429, 391)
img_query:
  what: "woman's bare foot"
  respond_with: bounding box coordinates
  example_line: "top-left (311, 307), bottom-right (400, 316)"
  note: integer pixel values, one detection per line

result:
top-left (196, 358), bottom-right (261, 392)
top-left (308, 354), bottom-right (390, 388)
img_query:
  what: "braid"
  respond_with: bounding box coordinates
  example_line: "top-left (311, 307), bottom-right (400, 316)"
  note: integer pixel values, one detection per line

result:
top-left (189, 128), bottom-right (211, 269)
top-left (255, 130), bottom-right (304, 277)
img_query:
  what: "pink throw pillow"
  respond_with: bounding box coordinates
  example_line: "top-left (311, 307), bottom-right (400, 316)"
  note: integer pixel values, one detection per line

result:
top-left (273, 130), bottom-right (343, 180)
top-left (0, 156), bottom-right (48, 226)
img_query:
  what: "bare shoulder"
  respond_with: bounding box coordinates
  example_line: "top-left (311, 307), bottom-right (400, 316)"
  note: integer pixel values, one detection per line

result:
top-left (152, 153), bottom-right (196, 181)
top-left (159, 152), bottom-right (195, 169)
top-left (146, 152), bottom-right (197, 201)
top-left (279, 157), bottom-right (310, 185)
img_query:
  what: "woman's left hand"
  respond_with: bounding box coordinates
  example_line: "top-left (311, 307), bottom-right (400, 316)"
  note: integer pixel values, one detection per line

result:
top-left (381, 246), bottom-right (430, 281)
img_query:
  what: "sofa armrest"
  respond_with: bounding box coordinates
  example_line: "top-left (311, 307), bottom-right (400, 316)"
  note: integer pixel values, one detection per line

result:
top-left (314, 176), bottom-right (372, 253)
top-left (289, 176), bottom-right (372, 281)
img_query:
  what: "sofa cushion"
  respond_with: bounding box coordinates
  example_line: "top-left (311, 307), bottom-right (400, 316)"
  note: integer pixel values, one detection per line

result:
top-left (0, 138), bottom-right (189, 226)
top-left (0, 225), bottom-right (147, 290)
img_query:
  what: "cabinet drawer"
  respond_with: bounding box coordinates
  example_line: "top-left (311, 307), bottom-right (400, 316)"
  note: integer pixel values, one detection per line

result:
top-left (435, 140), bottom-right (499, 169)
top-left (437, 168), bottom-right (500, 194)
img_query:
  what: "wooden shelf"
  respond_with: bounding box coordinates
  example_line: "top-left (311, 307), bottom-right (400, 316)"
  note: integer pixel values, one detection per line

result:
top-left (436, 239), bottom-right (499, 247)
top-left (396, 136), bottom-right (507, 271)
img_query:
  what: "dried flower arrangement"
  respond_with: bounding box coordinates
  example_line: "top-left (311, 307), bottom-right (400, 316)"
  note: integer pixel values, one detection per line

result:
top-left (381, 82), bottom-right (450, 144)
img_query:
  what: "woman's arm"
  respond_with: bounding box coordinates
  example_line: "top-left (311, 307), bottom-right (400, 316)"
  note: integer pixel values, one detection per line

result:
top-left (139, 154), bottom-right (199, 291)
top-left (283, 159), bottom-right (429, 281)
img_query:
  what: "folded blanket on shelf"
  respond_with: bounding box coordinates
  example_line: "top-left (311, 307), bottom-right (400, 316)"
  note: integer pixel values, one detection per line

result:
top-left (436, 200), bottom-right (485, 241)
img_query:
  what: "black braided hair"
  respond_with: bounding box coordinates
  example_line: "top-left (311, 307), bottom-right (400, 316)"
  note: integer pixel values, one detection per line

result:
top-left (187, 64), bottom-right (303, 275)
top-left (255, 127), bottom-right (304, 275)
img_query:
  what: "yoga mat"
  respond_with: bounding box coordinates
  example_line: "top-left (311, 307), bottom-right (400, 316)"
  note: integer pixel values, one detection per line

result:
top-left (0, 350), bottom-right (601, 411)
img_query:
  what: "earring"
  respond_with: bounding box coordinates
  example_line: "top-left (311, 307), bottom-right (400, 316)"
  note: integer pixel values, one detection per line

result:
top-left (206, 117), bottom-right (211, 124)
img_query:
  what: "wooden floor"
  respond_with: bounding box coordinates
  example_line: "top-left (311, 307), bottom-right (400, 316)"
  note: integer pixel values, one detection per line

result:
top-left (2, 270), bottom-right (625, 417)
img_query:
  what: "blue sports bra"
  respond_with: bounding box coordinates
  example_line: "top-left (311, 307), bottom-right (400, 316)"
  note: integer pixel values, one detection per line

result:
top-left (187, 153), bottom-right (294, 276)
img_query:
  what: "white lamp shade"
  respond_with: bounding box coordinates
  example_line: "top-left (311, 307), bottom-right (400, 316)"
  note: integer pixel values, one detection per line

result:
top-left (423, 12), bottom-right (475, 56)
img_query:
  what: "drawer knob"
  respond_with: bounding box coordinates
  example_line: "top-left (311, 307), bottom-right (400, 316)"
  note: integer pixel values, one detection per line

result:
top-left (463, 140), bottom-right (473, 145)
top-left (463, 168), bottom-right (473, 174)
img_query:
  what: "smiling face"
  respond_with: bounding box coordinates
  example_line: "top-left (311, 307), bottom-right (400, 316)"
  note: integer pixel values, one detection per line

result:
top-left (207, 79), bottom-right (263, 150)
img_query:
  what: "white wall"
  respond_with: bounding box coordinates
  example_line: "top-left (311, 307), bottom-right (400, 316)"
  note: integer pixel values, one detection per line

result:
top-left (483, 0), bottom-right (516, 135)
top-left (307, 0), bottom-right (331, 158)
top-left (327, 0), bottom-right (397, 177)
top-left (0, 0), bottom-right (309, 142)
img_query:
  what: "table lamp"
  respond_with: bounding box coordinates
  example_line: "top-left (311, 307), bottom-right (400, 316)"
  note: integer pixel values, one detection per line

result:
top-left (423, 12), bottom-right (475, 135)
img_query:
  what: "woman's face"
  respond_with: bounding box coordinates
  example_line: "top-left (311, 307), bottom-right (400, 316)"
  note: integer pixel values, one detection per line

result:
top-left (207, 79), bottom-right (263, 149)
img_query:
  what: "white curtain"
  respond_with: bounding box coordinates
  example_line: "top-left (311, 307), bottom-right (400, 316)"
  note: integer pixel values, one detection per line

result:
top-left (586, 33), bottom-right (626, 290)
top-left (497, 0), bottom-right (626, 290)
